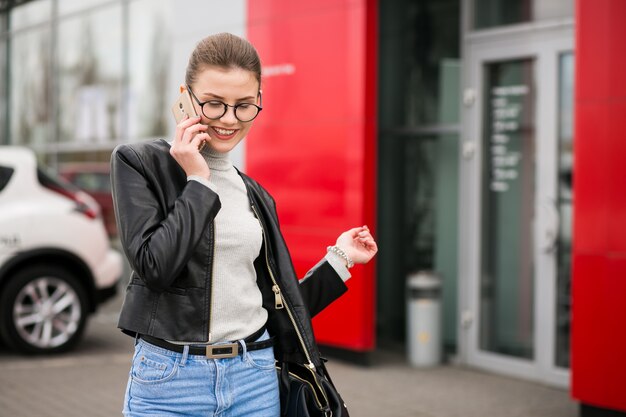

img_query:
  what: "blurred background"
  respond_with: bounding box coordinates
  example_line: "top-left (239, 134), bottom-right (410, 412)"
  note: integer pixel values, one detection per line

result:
top-left (0, 0), bottom-right (624, 416)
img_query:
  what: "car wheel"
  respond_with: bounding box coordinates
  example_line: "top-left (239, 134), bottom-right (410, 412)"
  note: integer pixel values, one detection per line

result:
top-left (0, 265), bottom-right (89, 354)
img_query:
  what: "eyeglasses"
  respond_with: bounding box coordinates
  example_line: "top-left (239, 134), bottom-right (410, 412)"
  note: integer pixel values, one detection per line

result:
top-left (187, 85), bottom-right (263, 122)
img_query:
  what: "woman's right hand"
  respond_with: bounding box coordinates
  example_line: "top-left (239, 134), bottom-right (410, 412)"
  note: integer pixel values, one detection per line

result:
top-left (169, 115), bottom-right (211, 179)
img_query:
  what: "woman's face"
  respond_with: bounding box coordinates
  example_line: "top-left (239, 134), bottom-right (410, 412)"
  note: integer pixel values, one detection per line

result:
top-left (185, 66), bottom-right (260, 154)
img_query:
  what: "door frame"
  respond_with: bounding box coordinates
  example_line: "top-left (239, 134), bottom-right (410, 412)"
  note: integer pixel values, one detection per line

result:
top-left (458, 20), bottom-right (574, 388)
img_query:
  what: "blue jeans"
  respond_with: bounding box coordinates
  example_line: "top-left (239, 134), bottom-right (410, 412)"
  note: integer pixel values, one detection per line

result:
top-left (123, 330), bottom-right (280, 416)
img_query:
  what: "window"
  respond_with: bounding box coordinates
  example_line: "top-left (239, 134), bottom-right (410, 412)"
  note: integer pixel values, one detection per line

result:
top-left (480, 59), bottom-right (536, 358)
top-left (473, 0), bottom-right (573, 30)
top-left (9, 26), bottom-right (52, 147)
top-left (555, 52), bottom-right (574, 368)
top-left (9, 0), bottom-right (51, 30)
top-left (127, 0), bottom-right (171, 139)
top-left (0, 37), bottom-right (7, 144)
top-left (2, 0), bottom-right (171, 154)
top-left (0, 165), bottom-right (13, 191)
top-left (378, 0), bottom-right (460, 348)
top-left (56, 5), bottom-right (123, 144)
top-left (58, 0), bottom-right (113, 16)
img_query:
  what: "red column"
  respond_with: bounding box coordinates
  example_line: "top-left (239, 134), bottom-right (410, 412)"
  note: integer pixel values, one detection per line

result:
top-left (247, 0), bottom-right (378, 352)
top-left (572, 0), bottom-right (626, 412)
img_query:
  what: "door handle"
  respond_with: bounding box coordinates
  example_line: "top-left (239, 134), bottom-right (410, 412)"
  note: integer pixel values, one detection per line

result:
top-left (541, 198), bottom-right (560, 253)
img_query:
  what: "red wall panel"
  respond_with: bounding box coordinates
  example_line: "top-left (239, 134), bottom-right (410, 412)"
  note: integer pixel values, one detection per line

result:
top-left (572, 103), bottom-right (610, 254)
top-left (607, 102), bottom-right (626, 252)
top-left (572, 256), bottom-right (626, 408)
top-left (247, 0), bottom-right (378, 351)
top-left (572, 0), bottom-right (626, 412)
top-left (575, 0), bottom-right (626, 102)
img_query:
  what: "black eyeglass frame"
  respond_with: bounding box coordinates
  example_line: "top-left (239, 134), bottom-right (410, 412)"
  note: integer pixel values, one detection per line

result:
top-left (187, 85), bottom-right (263, 122)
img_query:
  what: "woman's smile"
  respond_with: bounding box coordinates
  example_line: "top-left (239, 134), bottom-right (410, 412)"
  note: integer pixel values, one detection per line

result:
top-left (210, 126), bottom-right (239, 141)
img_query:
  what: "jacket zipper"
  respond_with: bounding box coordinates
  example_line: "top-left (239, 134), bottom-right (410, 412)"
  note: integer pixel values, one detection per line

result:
top-left (250, 203), bottom-right (316, 370)
top-left (207, 220), bottom-right (215, 343)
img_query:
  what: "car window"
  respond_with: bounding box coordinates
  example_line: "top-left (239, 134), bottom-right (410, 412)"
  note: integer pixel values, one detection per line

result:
top-left (0, 165), bottom-right (14, 192)
top-left (37, 168), bottom-right (80, 194)
top-left (73, 173), bottom-right (111, 193)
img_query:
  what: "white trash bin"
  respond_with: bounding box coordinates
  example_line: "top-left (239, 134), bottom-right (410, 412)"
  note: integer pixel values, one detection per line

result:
top-left (406, 271), bottom-right (442, 367)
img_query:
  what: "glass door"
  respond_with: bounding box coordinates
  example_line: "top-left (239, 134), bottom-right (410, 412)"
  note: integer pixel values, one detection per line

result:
top-left (480, 58), bottom-right (536, 361)
top-left (459, 26), bottom-right (573, 387)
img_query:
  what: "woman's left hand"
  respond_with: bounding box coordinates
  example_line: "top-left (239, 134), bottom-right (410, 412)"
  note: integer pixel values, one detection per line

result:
top-left (335, 225), bottom-right (378, 266)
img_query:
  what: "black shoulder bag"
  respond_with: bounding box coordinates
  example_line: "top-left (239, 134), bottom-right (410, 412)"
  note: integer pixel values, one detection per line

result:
top-left (277, 361), bottom-right (350, 417)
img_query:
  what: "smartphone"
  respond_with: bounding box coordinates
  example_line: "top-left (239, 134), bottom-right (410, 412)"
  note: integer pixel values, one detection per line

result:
top-left (171, 90), bottom-right (198, 123)
top-left (171, 90), bottom-right (206, 151)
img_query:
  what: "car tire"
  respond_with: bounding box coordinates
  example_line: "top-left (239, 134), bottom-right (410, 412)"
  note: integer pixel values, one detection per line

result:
top-left (0, 265), bottom-right (89, 354)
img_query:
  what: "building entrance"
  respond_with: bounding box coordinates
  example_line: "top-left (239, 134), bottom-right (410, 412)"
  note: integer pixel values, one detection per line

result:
top-left (459, 22), bottom-right (574, 387)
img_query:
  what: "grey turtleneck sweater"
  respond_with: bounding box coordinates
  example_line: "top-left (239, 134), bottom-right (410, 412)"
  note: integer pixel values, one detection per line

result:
top-left (181, 146), bottom-right (350, 343)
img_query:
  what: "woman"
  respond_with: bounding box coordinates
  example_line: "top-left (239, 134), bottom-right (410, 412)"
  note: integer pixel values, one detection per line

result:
top-left (111, 32), bottom-right (377, 417)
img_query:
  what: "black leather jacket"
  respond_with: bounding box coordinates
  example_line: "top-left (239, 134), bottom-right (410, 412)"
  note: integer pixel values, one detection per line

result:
top-left (110, 139), bottom-right (347, 367)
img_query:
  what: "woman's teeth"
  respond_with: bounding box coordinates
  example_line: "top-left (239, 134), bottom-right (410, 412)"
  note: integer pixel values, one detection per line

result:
top-left (214, 127), bottom-right (235, 135)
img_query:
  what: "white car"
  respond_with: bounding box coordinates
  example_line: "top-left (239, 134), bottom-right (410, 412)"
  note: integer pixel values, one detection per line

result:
top-left (0, 146), bottom-right (123, 354)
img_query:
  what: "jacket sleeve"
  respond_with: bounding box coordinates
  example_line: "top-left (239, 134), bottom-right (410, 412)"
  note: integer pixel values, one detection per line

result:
top-left (111, 144), bottom-right (221, 291)
top-left (297, 259), bottom-right (348, 317)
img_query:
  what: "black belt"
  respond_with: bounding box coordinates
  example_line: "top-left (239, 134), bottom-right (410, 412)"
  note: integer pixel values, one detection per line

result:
top-left (139, 326), bottom-right (273, 359)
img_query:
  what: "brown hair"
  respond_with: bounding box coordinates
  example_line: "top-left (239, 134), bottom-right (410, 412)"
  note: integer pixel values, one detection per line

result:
top-left (185, 33), bottom-right (262, 88)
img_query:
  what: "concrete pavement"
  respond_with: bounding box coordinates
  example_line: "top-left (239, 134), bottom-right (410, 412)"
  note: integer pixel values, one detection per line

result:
top-left (330, 352), bottom-right (577, 417)
top-left (0, 289), bottom-right (578, 417)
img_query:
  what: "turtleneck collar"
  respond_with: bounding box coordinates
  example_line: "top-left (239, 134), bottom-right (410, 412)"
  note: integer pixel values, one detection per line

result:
top-left (201, 146), bottom-right (232, 172)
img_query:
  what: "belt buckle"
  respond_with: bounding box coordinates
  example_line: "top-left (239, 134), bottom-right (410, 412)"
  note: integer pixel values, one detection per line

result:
top-left (206, 342), bottom-right (239, 359)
